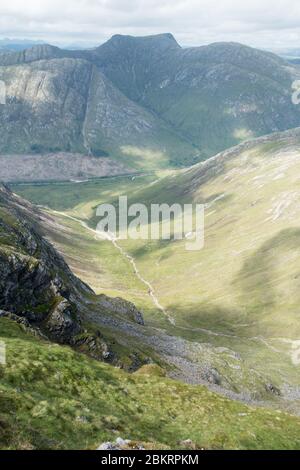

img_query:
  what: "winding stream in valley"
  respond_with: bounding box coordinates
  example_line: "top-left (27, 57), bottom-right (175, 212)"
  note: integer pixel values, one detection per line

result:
top-left (49, 210), bottom-right (176, 325)
top-left (46, 209), bottom-right (300, 366)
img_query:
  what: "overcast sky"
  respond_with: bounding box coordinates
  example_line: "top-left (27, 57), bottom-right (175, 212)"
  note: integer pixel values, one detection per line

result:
top-left (1, 0), bottom-right (300, 51)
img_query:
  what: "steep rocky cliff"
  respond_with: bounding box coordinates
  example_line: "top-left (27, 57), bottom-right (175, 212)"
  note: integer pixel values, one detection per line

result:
top-left (0, 185), bottom-right (145, 362)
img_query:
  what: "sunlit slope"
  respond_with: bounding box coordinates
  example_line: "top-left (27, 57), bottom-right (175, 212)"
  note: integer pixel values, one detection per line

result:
top-left (13, 130), bottom-right (300, 341)
top-left (13, 175), bottom-right (162, 319)
top-left (118, 130), bottom-right (300, 339)
top-left (12, 129), bottom-right (300, 396)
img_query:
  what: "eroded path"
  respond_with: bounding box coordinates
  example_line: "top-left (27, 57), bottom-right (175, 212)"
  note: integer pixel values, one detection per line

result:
top-left (45, 209), bottom-right (300, 366)
top-left (49, 210), bottom-right (176, 325)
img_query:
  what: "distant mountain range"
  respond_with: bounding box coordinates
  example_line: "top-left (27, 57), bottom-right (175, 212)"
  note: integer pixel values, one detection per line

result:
top-left (1, 33), bottom-right (300, 171)
top-left (0, 38), bottom-right (45, 52)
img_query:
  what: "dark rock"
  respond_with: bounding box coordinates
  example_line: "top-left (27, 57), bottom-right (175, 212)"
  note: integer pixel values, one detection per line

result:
top-left (201, 367), bottom-right (222, 386)
top-left (265, 383), bottom-right (281, 396)
top-left (71, 331), bottom-right (113, 362)
top-left (0, 186), bottom-right (83, 343)
top-left (98, 294), bottom-right (145, 325)
top-left (45, 299), bottom-right (80, 342)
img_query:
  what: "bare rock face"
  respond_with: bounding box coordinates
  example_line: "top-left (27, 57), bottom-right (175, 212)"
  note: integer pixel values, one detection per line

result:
top-left (0, 58), bottom-right (91, 155)
top-left (45, 299), bottom-right (80, 342)
top-left (0, 185), bottom-right (145, 362)
top-left (71, 331), bottom-right (112, 362)
top-left (1, 34), bottom-right (299, 171)
top-left (98, 294), bottom-right (145, 325)
top-left (97, 437), bottom-right (145, 450)
top-left (0, 185), bottom-right (84, 343)
top-left (0, 47), bottom-right (195, 169)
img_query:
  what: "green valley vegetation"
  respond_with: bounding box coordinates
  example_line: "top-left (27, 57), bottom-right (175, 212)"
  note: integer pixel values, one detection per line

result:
top-left (13, 128), bottom-right (300, 417)
top-left (3, 178), bottom-right (300, 450)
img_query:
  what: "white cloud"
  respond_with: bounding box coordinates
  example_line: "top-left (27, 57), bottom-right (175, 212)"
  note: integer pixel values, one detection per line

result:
top-left (1, 0), bottom-right (300, 50)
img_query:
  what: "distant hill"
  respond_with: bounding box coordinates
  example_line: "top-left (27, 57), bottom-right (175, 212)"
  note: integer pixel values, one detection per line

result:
top-left (0, 38), bottom-right (45, 52)
top-left (1, 34), bottom-right (300, 171)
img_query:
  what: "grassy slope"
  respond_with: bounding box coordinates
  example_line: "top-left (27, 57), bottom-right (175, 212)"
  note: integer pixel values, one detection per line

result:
top-left (2, 317), bottom-right (300, 450)
top-left (12, 175), bottom-right (163, 320)
top-left (12, 132), bottom-right (300, 401)
top-left (125, 140), bottom-right (300, 338)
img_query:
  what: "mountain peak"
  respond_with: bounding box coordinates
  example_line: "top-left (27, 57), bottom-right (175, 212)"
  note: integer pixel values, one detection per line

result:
top-left (104, 32), bottom-right (180, 50)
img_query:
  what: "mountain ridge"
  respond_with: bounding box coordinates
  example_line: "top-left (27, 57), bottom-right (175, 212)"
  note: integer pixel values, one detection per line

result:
top-left (1, 33), bottom-right (300, 174)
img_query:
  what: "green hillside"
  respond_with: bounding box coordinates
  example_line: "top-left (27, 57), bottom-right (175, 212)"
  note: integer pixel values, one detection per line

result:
top-left (2, 317), bottom-right (300, 450)
top-left (13, 128), bottom-right (300, 412)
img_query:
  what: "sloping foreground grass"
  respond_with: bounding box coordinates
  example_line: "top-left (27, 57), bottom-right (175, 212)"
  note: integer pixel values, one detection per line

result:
top-left (1, 318), bottom-right (300, 450)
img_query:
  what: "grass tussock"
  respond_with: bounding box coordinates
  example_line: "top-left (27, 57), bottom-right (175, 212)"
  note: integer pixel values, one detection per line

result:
top-left (1, 317), bottom-right (300, 450)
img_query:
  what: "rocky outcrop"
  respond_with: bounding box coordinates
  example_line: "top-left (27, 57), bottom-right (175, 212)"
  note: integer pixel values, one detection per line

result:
top-left (97, 437), bottom-right (145, 451)
top-left (98, 294), bottom-right (145, 325)
top-left (0, 189), bottom-right (82, 343)
top-left (0, 309), bottom-right (46, 338)
top-left (44, 299), bottom-right (80, 343)
top-left (0, 185), bottom-right (145, 351)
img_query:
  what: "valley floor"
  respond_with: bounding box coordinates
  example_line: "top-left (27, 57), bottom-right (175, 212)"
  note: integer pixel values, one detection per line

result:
top-left (11, 165), bottom-right (300, 415)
